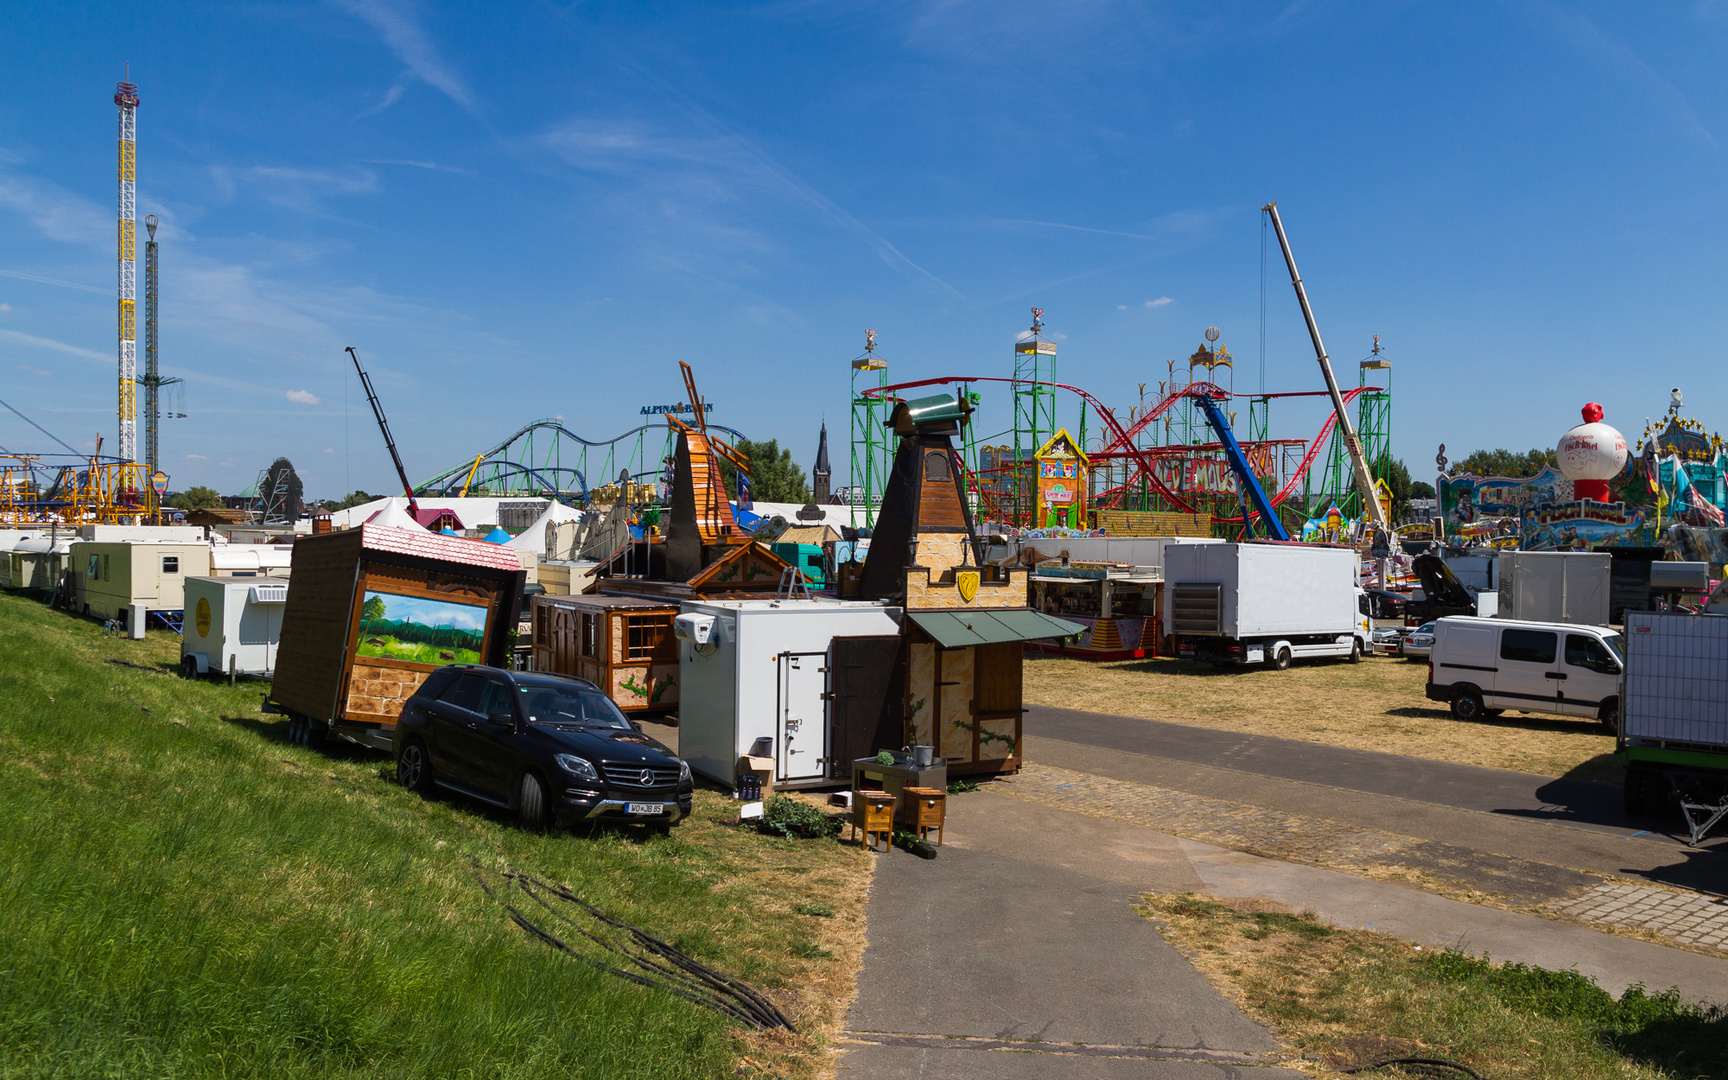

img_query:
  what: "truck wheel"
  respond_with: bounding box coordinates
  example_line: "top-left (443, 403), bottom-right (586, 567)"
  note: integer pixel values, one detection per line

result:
top-left (1597, 698), bottom-right (1620, 735)
top-left (1451, 689), bottom-right (1485, 722)
top-left (397, 738), bottom-right (435, 794)
top-left (1267, 647), bottom-right (1292, 671)
top-left (1348, 639), bottom-right (1363, 663)
top-left (518, 772), bottom-right (550, 830)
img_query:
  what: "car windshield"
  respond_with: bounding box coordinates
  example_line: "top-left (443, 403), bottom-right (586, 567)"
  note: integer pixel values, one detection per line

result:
top-left (519, 684), bottom-right (633, 729)
top-left (1601, 632), bottom-right (1626, 662)
top-left (1418, 623), bottom-right (1435, 634)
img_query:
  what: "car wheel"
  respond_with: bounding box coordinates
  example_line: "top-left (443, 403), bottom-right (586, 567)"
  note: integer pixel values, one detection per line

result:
top-left (398, 738), bottom-right (435, 794)
top-left (1268, 647), bottom-right (1291, 671)
top-left (1451, 689), bottom-right (1485, 722)
top-left (518, 772), bottom-right (550, 830)
top-left (1598, 697), bottom-right (1621, 735)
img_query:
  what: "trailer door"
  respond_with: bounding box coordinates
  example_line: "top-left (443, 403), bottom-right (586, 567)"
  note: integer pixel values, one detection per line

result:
top-left (776, 651), bottom-right (828, 782)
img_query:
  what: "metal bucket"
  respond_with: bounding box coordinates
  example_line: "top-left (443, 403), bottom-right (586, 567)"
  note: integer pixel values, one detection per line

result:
top-left (912, 745), bottom-right (935, 768)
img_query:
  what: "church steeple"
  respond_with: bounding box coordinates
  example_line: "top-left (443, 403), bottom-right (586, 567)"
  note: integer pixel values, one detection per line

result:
top-left (813, 421), bottom-right (832, 503)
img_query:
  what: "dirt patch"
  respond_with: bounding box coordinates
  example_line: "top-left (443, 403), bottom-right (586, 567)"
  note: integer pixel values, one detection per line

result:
top-left (1024, 653), bottom-right (1623, 782)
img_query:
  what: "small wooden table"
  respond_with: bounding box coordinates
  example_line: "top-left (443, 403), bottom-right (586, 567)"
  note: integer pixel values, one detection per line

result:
top-left (896, 786), bottom-right (946, 846)
top-left (853, 791), bottom-right (898, 853)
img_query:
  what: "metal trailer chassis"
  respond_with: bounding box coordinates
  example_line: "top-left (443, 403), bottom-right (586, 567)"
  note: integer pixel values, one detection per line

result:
top-left (1622, 745), bottom-right (1728, 847)
top-left (1176, 633), bottom-right (1361, 668)
top-left (263, 699), bottom-right (395, 753)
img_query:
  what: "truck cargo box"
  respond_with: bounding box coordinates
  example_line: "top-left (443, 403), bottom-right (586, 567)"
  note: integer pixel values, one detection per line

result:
top-left (271, 524), bottom-right (526, 749)
top-left (1164, 542), bottom-right (1360, 639)
top-left (1496, 551), bottom-right (1610, 625)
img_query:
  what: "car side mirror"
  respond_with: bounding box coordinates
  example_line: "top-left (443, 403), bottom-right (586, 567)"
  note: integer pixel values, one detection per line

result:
top-left (488, 711), bottom-right (516, 727)
top-left (630, 720), bottom-right (644, 732)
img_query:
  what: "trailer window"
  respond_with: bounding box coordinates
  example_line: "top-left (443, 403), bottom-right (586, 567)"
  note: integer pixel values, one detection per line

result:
top-left (162, 556), bottom-right (179, 574)
top-left (1500, 629), bottom-right (1556, 665)
top-left (625, 614), bottom-right (672, 660)
top-left (88, 554), bottom-right (100, 580)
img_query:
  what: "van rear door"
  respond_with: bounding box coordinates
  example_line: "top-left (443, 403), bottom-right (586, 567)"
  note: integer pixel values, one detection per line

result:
top-left (1494, 627), bottom-right (1562, 711)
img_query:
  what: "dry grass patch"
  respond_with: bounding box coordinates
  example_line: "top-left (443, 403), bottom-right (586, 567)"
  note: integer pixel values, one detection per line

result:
top-left (1140, 893), bottom-right (1724, 1079)
top-left (1025, 654), bottom-right (1623, 782)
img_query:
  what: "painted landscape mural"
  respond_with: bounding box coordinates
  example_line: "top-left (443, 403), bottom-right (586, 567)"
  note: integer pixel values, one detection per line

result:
top-left (355, 590), bottom-right (487, 666)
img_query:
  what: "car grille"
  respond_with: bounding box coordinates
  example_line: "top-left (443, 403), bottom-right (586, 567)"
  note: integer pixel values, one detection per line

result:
top-left (601, 761), bottom-right (681, 789)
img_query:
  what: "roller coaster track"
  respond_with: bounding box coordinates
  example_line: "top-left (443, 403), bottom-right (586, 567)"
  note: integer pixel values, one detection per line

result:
top-left (416, 418), bottom-right (748, 500)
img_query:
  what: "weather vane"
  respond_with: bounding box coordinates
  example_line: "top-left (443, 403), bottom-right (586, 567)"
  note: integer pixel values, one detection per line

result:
top-left (1030, 308), bottom-right (1044, 334)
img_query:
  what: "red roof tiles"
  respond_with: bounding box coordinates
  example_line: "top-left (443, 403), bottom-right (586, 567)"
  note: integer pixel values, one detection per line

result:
top-left (359, 522), bottom-right (524, 573)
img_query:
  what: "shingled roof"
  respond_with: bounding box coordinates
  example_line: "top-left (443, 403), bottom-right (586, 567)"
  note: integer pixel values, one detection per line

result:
top-left (358, 522), bottom-right (525, 573)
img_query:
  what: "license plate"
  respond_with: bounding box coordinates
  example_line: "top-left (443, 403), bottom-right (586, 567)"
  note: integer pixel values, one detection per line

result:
top-left (625, 802), bottom-right (664, 816)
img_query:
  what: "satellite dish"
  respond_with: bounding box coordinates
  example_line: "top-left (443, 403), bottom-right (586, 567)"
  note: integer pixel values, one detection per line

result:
top-left (1204, 326), bottom-right (1220, 342)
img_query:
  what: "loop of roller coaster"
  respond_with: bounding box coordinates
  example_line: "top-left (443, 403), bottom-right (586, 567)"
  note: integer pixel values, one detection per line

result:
top-left (416, 419), bottom-right (749, 501)
top-left (861, 375), bottom-right (1379, 525)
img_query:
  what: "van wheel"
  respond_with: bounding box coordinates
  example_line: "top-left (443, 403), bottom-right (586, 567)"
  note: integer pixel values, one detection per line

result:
top-left (1267, 647), bottom-right (1292, 671)
top-left (1451, 689), bottom-right (1485, 722)
top-left (518, 772), bottom-right (550, 830)
top-left (1598, 698), bottom-right (1621, 735)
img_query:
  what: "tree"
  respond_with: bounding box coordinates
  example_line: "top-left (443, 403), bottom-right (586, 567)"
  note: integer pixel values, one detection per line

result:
top-left (1456, 447), bottom-right (1555, 479)
top-left (330, 490), bottom-right (376, 511)
top-left (174, 485), bottom-right (222, 510)
top-left (718, 439), bottom-right (810, 504)
top-left (1410, 480), bottom-right (1436, 500)
top-left (1371, 456), bottom-right (1412, 523)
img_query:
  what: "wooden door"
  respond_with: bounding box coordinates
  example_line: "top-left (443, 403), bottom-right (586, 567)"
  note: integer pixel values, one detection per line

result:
top-left (971, 641), bottom-right (1023, 763)
top-left (827, 635), bottom-right (903, 778)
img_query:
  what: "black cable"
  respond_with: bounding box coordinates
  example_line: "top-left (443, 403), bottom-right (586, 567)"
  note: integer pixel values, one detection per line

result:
top-left (0, 394), bottom-right (81, 456)
top-left (1342, 1058), bottom-right (1485, 1079)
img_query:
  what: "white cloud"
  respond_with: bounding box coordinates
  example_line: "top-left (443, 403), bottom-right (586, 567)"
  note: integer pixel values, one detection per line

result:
top-left (0, 327), bottom-right (107, 361)
top-left (334, 0), bottom-right (478, 114)
top-left (287, 389), bottom-right (324, 405)
top-left (14, 363), bottom-right (51, 376)
top-left (0, 172), bottom-right (110, 246)
top-left (0, 302), bottom-right (11, 311)
top-left (1143, 297), bottom-right (1174, 308)
top-left (324, 447), bottom-right (337, 454)
top-left (185, 453), bottom-right (209, 461)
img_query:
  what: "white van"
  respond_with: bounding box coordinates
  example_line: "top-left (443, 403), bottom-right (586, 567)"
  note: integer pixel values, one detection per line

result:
top-left (1425, 616), bottom-right (1625, 728)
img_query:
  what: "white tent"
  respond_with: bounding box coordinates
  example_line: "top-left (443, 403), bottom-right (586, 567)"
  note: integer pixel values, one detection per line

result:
top-left (364, 498), bottom-right (428, 531)
top-left (506, 500), bottom-right (588, 553)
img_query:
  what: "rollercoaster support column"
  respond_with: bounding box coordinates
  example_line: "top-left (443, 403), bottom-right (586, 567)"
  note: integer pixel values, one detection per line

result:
top-left (1013, 310), bottom-right (1057, 528)
top-left (850, 333), bottom-right (890, 528)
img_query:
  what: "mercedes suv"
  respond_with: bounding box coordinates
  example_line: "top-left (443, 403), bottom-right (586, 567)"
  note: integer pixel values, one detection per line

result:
top-left (392, 665), bottom-right (692, 829)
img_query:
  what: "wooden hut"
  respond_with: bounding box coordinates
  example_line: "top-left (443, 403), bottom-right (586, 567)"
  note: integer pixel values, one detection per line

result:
top-left (530, 594), bottom-right (680, 713)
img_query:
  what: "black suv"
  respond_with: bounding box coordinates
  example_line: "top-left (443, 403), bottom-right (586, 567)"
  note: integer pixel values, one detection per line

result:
top-left (393, 665), bottom-right (692, 829)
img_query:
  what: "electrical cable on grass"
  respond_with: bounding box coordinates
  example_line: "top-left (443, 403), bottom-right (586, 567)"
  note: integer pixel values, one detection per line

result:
top-left (473, 865), bottom-right (795, 1031)
top-left (1342, 1058), bottom-right (1485, 1079)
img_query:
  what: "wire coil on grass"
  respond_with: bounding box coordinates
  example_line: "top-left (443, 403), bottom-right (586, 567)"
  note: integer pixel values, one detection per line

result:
top-left (473, 865), bottom-right (795, 1031)
top-left (1343, 1058), bottom-right (1485, 1079)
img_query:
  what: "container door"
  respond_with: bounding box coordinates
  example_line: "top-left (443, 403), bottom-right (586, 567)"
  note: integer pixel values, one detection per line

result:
top-left (1560, 633), bottom-right (1620, 717)
top-left (827, 635), bottom-right (902, 780)
top-left (1495, 627), bottom-right (1562, 710)
top-left (776, 651), bottom-right (828, 782)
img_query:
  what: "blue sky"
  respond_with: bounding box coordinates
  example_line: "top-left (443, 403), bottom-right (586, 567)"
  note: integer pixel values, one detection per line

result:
top-left (2, 2), bottom-right (1726, 499)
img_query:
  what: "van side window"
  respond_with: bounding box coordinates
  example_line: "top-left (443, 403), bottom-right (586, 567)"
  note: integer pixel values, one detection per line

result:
top-left (1500, 629), bottom-right (1556, 665)
top-left (1565, 634), bottom-right (1618, 675)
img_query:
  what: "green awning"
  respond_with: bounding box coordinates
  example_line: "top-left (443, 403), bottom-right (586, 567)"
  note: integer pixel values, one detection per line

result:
top-left (906, 608), bottom-right (1087, 649)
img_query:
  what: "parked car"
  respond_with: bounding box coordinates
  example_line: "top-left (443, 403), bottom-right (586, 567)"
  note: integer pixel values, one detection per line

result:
top-left (1401, 622), bottom-right (1437, 660)
top-left (1425, 616), bottom-right (1624, 728)
top-left (393, 665), bottom-right (692, 829)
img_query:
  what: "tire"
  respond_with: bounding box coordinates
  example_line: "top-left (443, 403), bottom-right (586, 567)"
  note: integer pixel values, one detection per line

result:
top-left (181, 655), bottom-right (199, 680)
top-left (397, 738), bottom-right (435, 794)
top-left (288, 716), bottom-right (304, 744)
top-left (518, 772), bottom-right (550, 830)
top-left (1623, 763), bottom-right (1669, 818)
top-left (1348, 639), bottom-right (1363, 663)
top-left (1598, 698), bottom-right (1621, 735)
top-left (1268, 647), bottom-right (1292, 671)
top-left (1451, 688), bottom-right (1485, 722)
top-left (305, 721), bottom-right (327, 751)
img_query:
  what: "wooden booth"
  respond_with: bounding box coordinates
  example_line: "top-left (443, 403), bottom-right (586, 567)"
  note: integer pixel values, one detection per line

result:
top-left (530, 593), bottom-right (680, 713)
top-left (270, 523), bottom-right (526, 750)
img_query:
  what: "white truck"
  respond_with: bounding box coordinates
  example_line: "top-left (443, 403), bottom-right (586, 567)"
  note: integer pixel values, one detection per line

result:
top-left (1165, 542), bottom-right (1369, 669)
top-left (1620, 611), bottom-right (1728, 844)
top-left (1496, 551), bottom-right (1611, 625)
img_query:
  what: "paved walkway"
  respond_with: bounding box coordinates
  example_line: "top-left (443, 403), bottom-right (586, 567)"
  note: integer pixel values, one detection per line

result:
top-left (1555, 882), bottom-right (1728, 950)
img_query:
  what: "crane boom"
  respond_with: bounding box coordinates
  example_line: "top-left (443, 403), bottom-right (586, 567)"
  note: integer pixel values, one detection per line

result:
top-left (1190, 391), bottom-right (1289, 541)
top-left (346, 346), bottom-right (419, 519)
top-left (1261, 203), bottom-right (1392, 538)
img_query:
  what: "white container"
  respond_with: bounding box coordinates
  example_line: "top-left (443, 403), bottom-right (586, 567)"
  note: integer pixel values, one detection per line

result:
top-left (1163, 542), bottom-right (1366, 665)
top-left (1496, 551), bottom-right (1611, 625)
top-left (180, 575), bottom-right (289, 677)
top-left (677, 598), bottom-right (902, 790)
top-left (1623, 611), bottom-right (1728, 748)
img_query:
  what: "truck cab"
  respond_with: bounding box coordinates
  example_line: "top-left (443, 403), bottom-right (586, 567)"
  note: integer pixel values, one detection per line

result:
top-left (1425, 616), bottom-right (1624, 727)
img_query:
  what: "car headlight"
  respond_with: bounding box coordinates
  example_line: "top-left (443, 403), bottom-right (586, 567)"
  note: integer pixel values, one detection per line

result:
top-left (678, 759), bottom-right (691, 783)
top-left (554, 754), bottom-right (599, 782)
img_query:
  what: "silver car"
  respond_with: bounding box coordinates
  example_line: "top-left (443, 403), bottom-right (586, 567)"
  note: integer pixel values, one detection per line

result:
top-left (1401, 622), bottom-right (1436, 660)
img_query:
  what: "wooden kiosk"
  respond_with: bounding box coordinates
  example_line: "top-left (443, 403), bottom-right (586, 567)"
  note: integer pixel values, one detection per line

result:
top-left (530, 593), bottom-right (680, 713)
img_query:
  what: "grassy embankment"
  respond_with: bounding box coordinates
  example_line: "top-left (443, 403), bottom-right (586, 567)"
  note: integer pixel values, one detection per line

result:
top-left (1025, 653), bottom-right (1623, 783)
top-left (0, 591), bottom-right (870, 1080)
top-left (1142, 893), bottom-right (1725, 1080)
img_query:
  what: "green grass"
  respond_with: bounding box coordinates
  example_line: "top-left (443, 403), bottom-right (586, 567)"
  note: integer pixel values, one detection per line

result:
top-left (0, 592), bottom-right (869, 1079)
top-left (1144, 894), bottom-right (1727, 1079)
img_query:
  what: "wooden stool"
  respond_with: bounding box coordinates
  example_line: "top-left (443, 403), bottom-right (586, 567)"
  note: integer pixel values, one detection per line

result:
top-left (897, 786), bottom-right (946, 846)
top-left (852, 791), bottom-right (897, 853)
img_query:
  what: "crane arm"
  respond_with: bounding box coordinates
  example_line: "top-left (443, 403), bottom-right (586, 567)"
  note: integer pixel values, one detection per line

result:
top-left (1261, 203), bottom-right (1392, 539)
top-left (346, 346), bottom-right (419, 518)
top-left (1190, 391), bottom-right (1289, 541)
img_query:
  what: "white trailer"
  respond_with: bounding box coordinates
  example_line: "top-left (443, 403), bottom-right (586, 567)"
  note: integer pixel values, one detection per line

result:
top-left (1621, 611), bottom-right (1728, 843)
top-left (674, 598), bottom-right (902, 791)
top-left (1164, 542), bottom-right (1368, 668)
top-left (1496, 551), bottom-right (1610, 625)
top-left (180, 576), bottom-right (288, 679)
